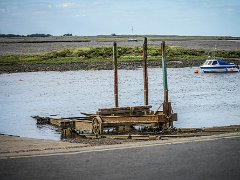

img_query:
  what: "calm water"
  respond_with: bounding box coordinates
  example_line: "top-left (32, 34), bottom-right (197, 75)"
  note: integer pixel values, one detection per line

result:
top-left (0, 68), bottom-right (239, 140)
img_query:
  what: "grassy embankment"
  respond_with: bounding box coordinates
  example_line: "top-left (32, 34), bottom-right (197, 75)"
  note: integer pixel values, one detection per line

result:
top-left (0, 46), bottom-right (240, 66)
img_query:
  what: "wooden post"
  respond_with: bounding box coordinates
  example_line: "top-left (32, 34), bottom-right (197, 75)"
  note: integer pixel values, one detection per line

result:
top-left (161, 41), bottom-right (168, 103)
top-left (143, 37), bottom-right (148, 106)
top-left (161, 41), bottom-right (172, 122)
top-left (113, 42), bottom-right (118, 107)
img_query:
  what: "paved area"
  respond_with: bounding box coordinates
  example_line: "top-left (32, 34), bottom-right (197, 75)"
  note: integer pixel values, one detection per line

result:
top-left (0, 135), bottom-right (89, 157)
top-left (0, 132), bottom-right (239, 180)
top-left (0, 132), bottom-right (239, 159)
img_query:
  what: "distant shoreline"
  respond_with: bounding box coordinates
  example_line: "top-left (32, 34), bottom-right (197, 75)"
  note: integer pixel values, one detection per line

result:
top-left (1, 37), bottom-right (240, 74)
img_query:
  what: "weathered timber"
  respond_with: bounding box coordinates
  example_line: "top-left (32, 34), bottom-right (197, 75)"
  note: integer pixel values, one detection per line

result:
top-left (81, 112), bottom-right (95, 116)
top-left (113, 42), bottom-right (118, 107)
top-left (32, 39), bottom-right (178, 137)
top-left (161, 41), bottom-right (168, 104)
top-left (61, 117), bottom-right (91, 120)
top-left (75, 120), bottom-right (93, 133)
top-left (32, 116), bottom-right (50, 125)
top-left (143, 37), bottom-right (148, 106)
top-left (97, 105), bottom-right (153, 116)
top-left (161, 41), bottom-right (175, 128)
top-left (96, 113), bottom-right (177, 125)
top-left (98, 105), bottom-right (152, 112)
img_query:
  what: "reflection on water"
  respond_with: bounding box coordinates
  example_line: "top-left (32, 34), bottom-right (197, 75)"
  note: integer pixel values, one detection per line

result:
top-left (0, 68), bottom-right (239, 140)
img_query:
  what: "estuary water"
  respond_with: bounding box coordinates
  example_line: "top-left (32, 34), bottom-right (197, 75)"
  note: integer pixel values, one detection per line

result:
top-left (0, 68), bottom-right (239, 140)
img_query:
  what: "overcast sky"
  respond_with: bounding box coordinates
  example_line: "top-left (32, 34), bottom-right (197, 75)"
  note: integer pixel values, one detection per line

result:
top-left (0, 0), bottom-right (240, 36)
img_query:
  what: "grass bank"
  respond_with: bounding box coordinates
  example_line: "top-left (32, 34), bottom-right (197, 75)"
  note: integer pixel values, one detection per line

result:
top-left (0, 46), bottom-right (239, 66)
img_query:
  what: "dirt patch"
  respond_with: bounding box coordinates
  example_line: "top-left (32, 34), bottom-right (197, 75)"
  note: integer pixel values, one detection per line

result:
top-left (62, 138), bottom-right (143, 146)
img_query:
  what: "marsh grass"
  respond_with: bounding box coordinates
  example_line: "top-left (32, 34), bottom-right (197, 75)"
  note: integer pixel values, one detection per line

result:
top-left (0, 46), bottom-right (239, 65)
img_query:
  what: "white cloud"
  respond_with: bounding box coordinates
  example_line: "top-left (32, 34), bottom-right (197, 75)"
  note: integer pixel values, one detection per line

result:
top-left (74, 14), bottom-right (80, 17)
top-left (47, 4), bottom-right (53, 9)
top-left (57, 3), bottom-right (75, 9)
top-left (73, 14), bottom-right (86, 17)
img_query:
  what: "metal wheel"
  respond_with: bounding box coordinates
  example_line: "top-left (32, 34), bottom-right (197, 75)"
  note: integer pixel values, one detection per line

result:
top-left (92, 116), bottom-right (102, 136)
top-left (162, 122), bottom-right (170, 131)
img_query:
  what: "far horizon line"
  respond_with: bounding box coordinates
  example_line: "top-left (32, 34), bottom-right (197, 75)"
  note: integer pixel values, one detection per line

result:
top-left (0, 33), bottom-right (240, 38)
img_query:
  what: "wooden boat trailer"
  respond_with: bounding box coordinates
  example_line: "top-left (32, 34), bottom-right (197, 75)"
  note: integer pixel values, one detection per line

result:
top-left (77, 39), bottom-right (177, 136)
top-left (33, 39), bottom-right (177, 136)
top-left (89, 106), bottom-right (177, 135)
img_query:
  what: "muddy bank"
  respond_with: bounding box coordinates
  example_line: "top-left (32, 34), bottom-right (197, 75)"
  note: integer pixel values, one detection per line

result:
top-left (60, 125), bottom-right (240, 146)
top-left (1, 125), bottom-right (239, 158)
top-left (0, 60), bottom-right (205, 74)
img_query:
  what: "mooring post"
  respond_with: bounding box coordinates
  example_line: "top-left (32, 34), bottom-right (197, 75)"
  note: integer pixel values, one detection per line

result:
top-left (113, 42), bottom-right (118, 107)
top-left (161, 41), bottom-right (168, 103)
top-left (161, 41), bottom-right (172, 120)
top-left (143, 37), bottom-right (148, 106)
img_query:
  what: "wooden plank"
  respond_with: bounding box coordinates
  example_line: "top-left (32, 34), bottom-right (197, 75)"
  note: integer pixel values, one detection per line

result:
top-left (102, 122), bottom-right (159, 126)
top-left (81, 112), bottom-right (95, 116)
top-left (97, 105), bottom-right (153, 116)
top-left (61, 117), bottom-right (91, 120)
top-left (96, 111), bottom-right (152, 116)
top-left (75, 121), bottom-right (93, 132)
top-left (101, 115), bottom-right (159, 123)
top-left (98, 105), bottom-right (152, 112)
top-left (100, 113), bottom-right (177, 124)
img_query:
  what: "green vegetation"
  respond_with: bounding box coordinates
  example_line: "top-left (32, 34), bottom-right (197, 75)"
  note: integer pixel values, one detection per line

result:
top-left (0, 46), bottom-right (239, 65)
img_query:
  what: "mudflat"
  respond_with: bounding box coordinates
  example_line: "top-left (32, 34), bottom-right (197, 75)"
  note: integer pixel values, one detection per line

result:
top-left (1, 40), bottom-right (240, 55)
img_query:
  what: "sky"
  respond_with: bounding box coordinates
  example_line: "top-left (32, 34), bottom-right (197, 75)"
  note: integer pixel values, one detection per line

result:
top-left (0, 0), bottom-right (240, 36)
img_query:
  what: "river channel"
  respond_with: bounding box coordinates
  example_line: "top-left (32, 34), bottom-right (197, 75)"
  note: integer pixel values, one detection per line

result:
top-left (0, 68), bottom-right (239, 140)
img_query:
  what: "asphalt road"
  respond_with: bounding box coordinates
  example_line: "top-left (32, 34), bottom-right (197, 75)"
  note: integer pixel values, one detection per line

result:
top-left (0, 137), bottom-right (239, 180)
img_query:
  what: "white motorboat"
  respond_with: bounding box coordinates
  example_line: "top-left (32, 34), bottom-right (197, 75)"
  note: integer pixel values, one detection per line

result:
top-left (200, 59), bottom-right (239, 73)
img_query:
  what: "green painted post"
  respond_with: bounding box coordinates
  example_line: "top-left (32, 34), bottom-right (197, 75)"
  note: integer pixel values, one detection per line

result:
top-left (161, 41), bottom-right (168, 103)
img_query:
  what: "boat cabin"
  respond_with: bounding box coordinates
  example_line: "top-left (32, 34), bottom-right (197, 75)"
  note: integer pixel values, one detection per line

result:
top-left (203, 59), bottom-right (233, 66)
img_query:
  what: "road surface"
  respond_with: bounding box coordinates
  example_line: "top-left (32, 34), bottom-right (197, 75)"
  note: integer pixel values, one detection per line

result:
top-left (0, 134), bottom-right (239, 180)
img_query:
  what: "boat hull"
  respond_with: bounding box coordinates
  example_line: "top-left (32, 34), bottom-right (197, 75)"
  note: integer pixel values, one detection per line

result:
top-left (200, 66), bottom-right (239, 73)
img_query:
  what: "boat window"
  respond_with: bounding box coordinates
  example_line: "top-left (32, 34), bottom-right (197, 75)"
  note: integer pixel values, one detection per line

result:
top-left (207, 61), bottom-right (212, 65)
top-left (212, 61), bottom-right (218, 65)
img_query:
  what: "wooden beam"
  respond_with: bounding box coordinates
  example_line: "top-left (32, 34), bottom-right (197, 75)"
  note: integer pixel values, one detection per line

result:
top-left (143, 37), bottom-right (148, 105)
top-left (113, 42), bottom-right (118, 107)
